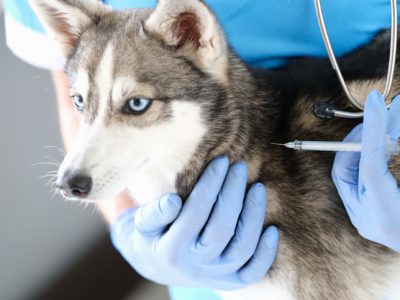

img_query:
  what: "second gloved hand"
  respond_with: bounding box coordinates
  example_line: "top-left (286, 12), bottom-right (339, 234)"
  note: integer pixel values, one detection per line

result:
top-left (111, 156), bottom-right (279, 290)
top-left (332, 90), bottom-right (400, 252)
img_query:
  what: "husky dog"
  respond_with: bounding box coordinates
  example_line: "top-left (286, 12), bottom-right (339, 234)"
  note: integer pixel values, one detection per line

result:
top-left (30, 0), bottom-right (400, 299)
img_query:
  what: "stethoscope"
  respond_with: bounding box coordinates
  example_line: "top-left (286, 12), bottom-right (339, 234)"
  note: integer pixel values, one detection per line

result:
top-left (313, 0), bottom-right (398, 119)
top-left (273, 1), bottom-right (400, 155)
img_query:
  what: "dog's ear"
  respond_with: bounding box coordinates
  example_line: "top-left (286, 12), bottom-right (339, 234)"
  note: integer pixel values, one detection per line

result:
top-left (145, 0), bottom-right (229, 84)
top-left (29, 0), bottom-right (110, 57)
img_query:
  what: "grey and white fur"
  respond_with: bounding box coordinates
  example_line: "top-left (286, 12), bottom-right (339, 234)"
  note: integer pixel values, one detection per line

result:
top-left (29, 0), bottom-right (400, 299)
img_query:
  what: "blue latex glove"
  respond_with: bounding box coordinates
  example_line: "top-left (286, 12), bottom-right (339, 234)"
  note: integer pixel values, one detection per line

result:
top-left (111, 156), bottom-right (279, 290)
top-left (332, 90), bottom-right (400, 252)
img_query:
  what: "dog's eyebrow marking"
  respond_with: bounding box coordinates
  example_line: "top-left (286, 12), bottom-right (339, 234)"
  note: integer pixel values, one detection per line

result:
top-left (94, 42), bottom-right (115, 124)
top-left (72, 69), bottom-right (90, 100)
top-left (112, 76), bottom-right (157, 105)
top-left (112, 76), bottom-right (136, 104)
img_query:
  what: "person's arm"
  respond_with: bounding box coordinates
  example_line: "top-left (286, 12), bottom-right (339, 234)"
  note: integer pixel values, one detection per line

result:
top-left (332, 90), bottom-right (400, 252)
top-left (51, 70), bottom-right (134, 223)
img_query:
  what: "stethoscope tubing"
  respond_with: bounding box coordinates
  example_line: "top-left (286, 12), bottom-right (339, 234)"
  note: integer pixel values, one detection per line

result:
top-left (314, 0), bottom-right (398, 118)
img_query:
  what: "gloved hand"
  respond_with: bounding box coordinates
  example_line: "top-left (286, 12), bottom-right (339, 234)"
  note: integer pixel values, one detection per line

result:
top-left (332, 90), bottom-right (400, 252)
top-left (111, 156), bottom-right (279, 290)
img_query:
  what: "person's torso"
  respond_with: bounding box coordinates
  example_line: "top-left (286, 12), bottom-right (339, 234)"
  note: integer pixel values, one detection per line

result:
top-left (105, 0), bottom-right (396, 68)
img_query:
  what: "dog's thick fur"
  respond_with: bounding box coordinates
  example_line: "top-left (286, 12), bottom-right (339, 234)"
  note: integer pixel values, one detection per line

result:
top-left (30, 0), bottom-right (400, 299)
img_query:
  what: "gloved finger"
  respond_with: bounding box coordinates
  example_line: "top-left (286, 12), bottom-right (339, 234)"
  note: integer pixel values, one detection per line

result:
top-left (358, 91), bottom-right (400, 203)
top-left (331, 124), bottom-right (362, 187)
top-left (199, 183), bottom-right (267, 275)
top-left (238, 226), bottom-right (279, 285)
top-left (200, 225), bottom-right (278, 291)
top-left (135, 194), bottom-right (182, 235)
top-left (332, 163), bottom-right (362, 227)
top-left (110, 207), bottom-right (137, 254)
top-left (196, 162), bottom-right (247, 258)
top-left (220, 183), bottom-right (267, 266)
top-left (360, 90), bottom-right (389, 184)
top-left (342, 201), bottom-right (361, 230)
top-left (388, 94), bottom-right (400, 138)
top-left (361, 167), bottom-right (399, 208)
top-left (331, 124), bottom-right (362, 212)
top-left (168, 156), bottom-right (229, 241)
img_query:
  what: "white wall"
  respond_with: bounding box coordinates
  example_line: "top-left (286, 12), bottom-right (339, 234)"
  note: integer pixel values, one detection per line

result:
top-left (0, 12), bottom-right (105, 300)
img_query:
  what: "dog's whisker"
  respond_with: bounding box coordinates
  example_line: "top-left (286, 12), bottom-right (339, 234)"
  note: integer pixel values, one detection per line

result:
top-left (31, 162), bottom-right (60, 167)
top-left (39, 175), bottom-right (56, 180)
top-left (43, 155), bottom-right (62, 165)
top-left (46, 182), bottom-right (56, 188)
top-left (91, 204), bottom-right (97, 216)
top-left (44, 146), bottom-right (66, 158)
top-left (45, 179), bottom-right (57, 187)
top-left (50, 188), bottom-right (60, 200)
top-left (45, 178), bottom-right (58, 188)
top-left (78, 201), bottom-right (88, 212)
top-left (39, 173), bottom-right (58, 180)
top-left (45, 171), bottom-right (59, 176)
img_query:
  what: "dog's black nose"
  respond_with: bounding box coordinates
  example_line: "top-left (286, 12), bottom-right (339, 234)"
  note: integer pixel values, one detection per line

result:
top-left (57, 172), bottom-right (92, 198)
top-left (68, 176), bottom-right (92, 197)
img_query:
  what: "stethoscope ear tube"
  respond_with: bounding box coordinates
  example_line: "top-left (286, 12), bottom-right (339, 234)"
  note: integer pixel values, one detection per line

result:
top-left (313, 0), bottom-right (398, 119)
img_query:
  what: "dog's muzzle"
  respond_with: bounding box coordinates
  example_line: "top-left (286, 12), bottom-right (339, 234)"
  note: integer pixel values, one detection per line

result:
top-left (56, 170), bottom-right (93, 199)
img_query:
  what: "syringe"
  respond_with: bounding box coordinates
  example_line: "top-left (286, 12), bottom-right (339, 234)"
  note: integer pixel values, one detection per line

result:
top-left (272, 135), bottom-right (400, 159)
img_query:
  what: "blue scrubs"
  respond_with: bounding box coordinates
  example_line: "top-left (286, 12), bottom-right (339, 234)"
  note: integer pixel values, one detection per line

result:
top-left (3, 0), bottom-right (399, 299)
top-left (4, 0), bottom-right (398, 68)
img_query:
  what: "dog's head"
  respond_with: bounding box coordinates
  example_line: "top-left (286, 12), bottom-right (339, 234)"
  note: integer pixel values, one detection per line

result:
top-left (30, 0), bottom-right (232, 202)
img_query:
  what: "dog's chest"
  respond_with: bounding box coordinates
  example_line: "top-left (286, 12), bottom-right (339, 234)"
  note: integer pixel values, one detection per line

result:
top-left (217, 276), bottom-right (295, 300)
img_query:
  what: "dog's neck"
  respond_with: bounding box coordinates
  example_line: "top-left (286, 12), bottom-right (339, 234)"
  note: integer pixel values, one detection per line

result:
top-left (175, 54), bottom-right (283, 199)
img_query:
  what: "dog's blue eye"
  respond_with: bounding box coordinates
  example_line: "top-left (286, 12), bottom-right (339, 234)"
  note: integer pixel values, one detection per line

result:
top-left (123, 98), bottom-right (152, 115)
top-left (72, 95), bottom-right (84, 111)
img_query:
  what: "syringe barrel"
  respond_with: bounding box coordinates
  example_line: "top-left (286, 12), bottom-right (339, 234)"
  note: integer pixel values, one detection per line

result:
top-left (293, 136), bottom-right (399, 159)
top-left (294, 141), bottom-right (362, 152)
